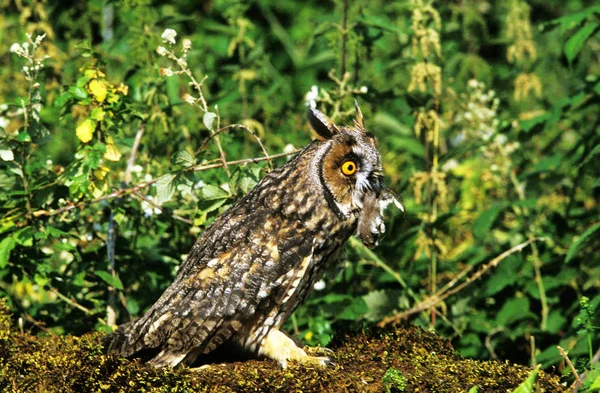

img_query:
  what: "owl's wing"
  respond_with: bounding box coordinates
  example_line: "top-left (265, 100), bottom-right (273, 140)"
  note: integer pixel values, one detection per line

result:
top-left (104, 209), bottom-right (315, 366)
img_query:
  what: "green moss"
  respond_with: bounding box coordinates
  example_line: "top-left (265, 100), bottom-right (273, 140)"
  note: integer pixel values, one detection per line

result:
top-left (383, 367), bottom-right (406, 392)
top-left (0, 304), bottom-right (566, 392)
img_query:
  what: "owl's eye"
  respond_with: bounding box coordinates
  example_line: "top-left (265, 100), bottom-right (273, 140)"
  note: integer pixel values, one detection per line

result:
top-left (341, 160), bottom-right (358, 176)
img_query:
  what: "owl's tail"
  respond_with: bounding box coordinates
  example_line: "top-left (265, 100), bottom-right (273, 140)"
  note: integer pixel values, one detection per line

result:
top-left (102, 321), bottom-right (135, 356)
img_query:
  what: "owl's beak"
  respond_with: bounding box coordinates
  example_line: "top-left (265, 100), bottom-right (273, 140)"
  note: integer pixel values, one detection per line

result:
top-left (367, 172), bottom-right (384, 195)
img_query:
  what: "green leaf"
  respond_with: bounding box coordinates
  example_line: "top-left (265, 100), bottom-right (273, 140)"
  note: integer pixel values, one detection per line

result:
top-left (173, 149), bottom-right (195, 167)
top-left (199, 184), bottom-right (229, 201)
top-left (69, 85), bottom-right (88, 100)
top-left (512, 366), bottom-right (540, 393)
top-left (473, 206), bottom-right (501, 240)
top-left (94, 270), bottom-right (124, 290)
top-left (0, 236), bottom-right (16, 269)
top-left (564, 22), bottom-right (599, 65)
top-left (588, 374), bottom-right (600, 391)
top-left (467, 386), bottom-right (479, 393)
top-left (155, 173), bottom-right (178, 205)
top-left (337, 297), bottom-right (369, 320)
top-left (17, 131), bottom-right (32, 143)
top-left (13, 226), bottom-right (33, 247)
top-left (566, 221), bottom-right (600, 262)
top-left (203, 112), bottom-right (217, 130)
top-left (496, 297), bottom-right (530, 326)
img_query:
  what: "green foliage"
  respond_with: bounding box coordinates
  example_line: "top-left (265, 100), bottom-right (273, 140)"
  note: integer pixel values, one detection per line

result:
top-left (512, 366), bottom-right (540, 393)
top-left (0, 0), bottom-right (598, 389)
top-left (382, 367), bottom-right (406, 392)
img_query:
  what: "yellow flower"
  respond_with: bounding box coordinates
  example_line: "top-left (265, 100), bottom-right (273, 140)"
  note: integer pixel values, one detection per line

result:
top-left (88, 79), bottom-right (108, 103)
top-left (76, 118), bottom-right (95, 143)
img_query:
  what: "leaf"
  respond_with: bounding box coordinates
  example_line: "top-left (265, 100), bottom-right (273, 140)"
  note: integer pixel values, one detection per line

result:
top-left (467, 387), bottom-right (479, 393)
top-left (68, 85), bottom-right (88, 100)
top-left (90, 107), bottom-right (105, 121)
top-left (564, 22), bottom-right (599, 65)
top-left (362, 290), bottom-right (400, 322)
top-left (76, 118), bottom-right (95, 143)
top-left (0, 149), bottom-right (14, 162)
top-left (337, 297), bottom-right (369, 320)
top-left (512, 366), bottom-right (540, 393)
top-left (13, 227), bottom-right (33, 247)
top-left (155, 173), bottom-right (178, 205)
top-left (173, 149), bottom-right (194, 167)
top-left (17, 131), bottom-right (31, 142)
top-left (104, 136), bottom-right (122, 162)
top-left (199, 184), bottom-right (229, 200)
top-left (88, 79), bottom-right (108, 103)
top-left (94, 270), bottom-right (124, 290)
top-left (0, 236), bottom-right (16, 269)
top-left (566, 221), bottom-right (600, 262)
top-left (496, 297), bottom-right (530, 326)
top-left (588, 374), bottom-right (600, 391)
top-left (473, 206), bottom-right (501, 240)
top-left (203, 112), bottom-right (217, 130)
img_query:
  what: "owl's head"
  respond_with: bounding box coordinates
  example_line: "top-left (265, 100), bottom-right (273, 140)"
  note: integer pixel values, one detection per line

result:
top-left (308, 102), bottom-right (384, 219)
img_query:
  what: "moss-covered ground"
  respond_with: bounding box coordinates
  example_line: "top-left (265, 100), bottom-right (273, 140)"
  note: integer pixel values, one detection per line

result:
top-left (0, 302), bottom-right (566, 392)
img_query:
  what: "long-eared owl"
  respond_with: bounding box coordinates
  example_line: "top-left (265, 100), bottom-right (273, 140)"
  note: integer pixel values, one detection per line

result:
top-left (103, 103), bottom-right (399, 368)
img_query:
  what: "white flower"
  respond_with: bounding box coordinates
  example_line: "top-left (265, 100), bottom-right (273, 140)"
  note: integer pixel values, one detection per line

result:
top-left (161, 28), bottom-right (177, 45)
top-left (10, 43), bottom-right (21, 53)
top-left (359, 86), bottom-right (368, 93)
top-left (494, 134), bottom-right (507, 145)
top-left (467, 79), bottom-right (478, 88)
top-left (156, 46), bottom-right (168, 56)
top-left (182, 38), bottom-right (192, 51)
top-left (34, 34), bottom-right (46, 46)
top-left (304, 85), bottom-right (318, 108)
top-left (283, 143), bottom-right (296, 154)
top-left (442, 158), bottom-right (459, 172)
top-left (160, 67), bottom-right (174, 77)
top-left (182, 93), bottom-right (196, 105)
top-left (0, 117), bottom-right (9, 129)
top-left (313, 279), bottom-right (326, 291)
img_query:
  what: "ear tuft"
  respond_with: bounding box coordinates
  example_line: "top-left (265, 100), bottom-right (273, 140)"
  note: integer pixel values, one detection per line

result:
top-left (308, 107), bottom-right (339, 140)
top-left (354, 99), bottom-right (365, 129)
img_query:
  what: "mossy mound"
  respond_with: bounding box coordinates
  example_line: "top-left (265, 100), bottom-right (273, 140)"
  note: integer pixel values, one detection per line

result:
top-left (0, 304), bottom-right (565, 392)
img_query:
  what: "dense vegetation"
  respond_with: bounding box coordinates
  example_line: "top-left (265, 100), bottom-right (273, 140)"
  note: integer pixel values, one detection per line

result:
top-left (0, 0), bottom-right (598, 390)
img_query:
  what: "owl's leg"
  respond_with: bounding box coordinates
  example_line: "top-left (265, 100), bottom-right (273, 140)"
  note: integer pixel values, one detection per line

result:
top-left (258, 328), bottom-right (333, 368)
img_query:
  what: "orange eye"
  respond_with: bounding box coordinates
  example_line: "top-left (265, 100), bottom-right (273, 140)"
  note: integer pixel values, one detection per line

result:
top-left (341, 160), bottom-right (357, 176)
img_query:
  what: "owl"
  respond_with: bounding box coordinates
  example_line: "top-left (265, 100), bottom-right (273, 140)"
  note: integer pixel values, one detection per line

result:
top-left (103, 103), bottom-right (400, 368)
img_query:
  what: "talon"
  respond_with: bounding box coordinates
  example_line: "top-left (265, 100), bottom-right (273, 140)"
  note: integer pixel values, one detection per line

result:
top-left (304, 345), bottom-right (335, 357)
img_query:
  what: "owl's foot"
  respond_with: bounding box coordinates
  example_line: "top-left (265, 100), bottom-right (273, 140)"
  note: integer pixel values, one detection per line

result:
top-left (258, 328), bottom-right (334, 368)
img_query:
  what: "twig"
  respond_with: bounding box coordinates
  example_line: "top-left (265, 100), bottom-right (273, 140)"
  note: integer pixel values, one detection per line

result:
top-left (23, 313), bottom-right (56, 336)
top-left (123, 124), bottom-right (145, 185)
top-left (557, 346), bottom-right (583, 389)
top-left (106, 209), bottom-right (117, 327)
top-left (31, 150), bottom-right (299, 218)
top-left (49, 287), bottom-right (106, 325)
top-left (198, 124), bottom-right (273, 170)
top-left (133, 191), bottom-right (193, 225)
top-left (378, 237), bottom-right (543, 326)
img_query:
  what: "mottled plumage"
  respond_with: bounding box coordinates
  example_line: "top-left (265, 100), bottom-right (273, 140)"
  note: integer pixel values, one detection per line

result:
top-left (103, 104), bottom-right (399, 368)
